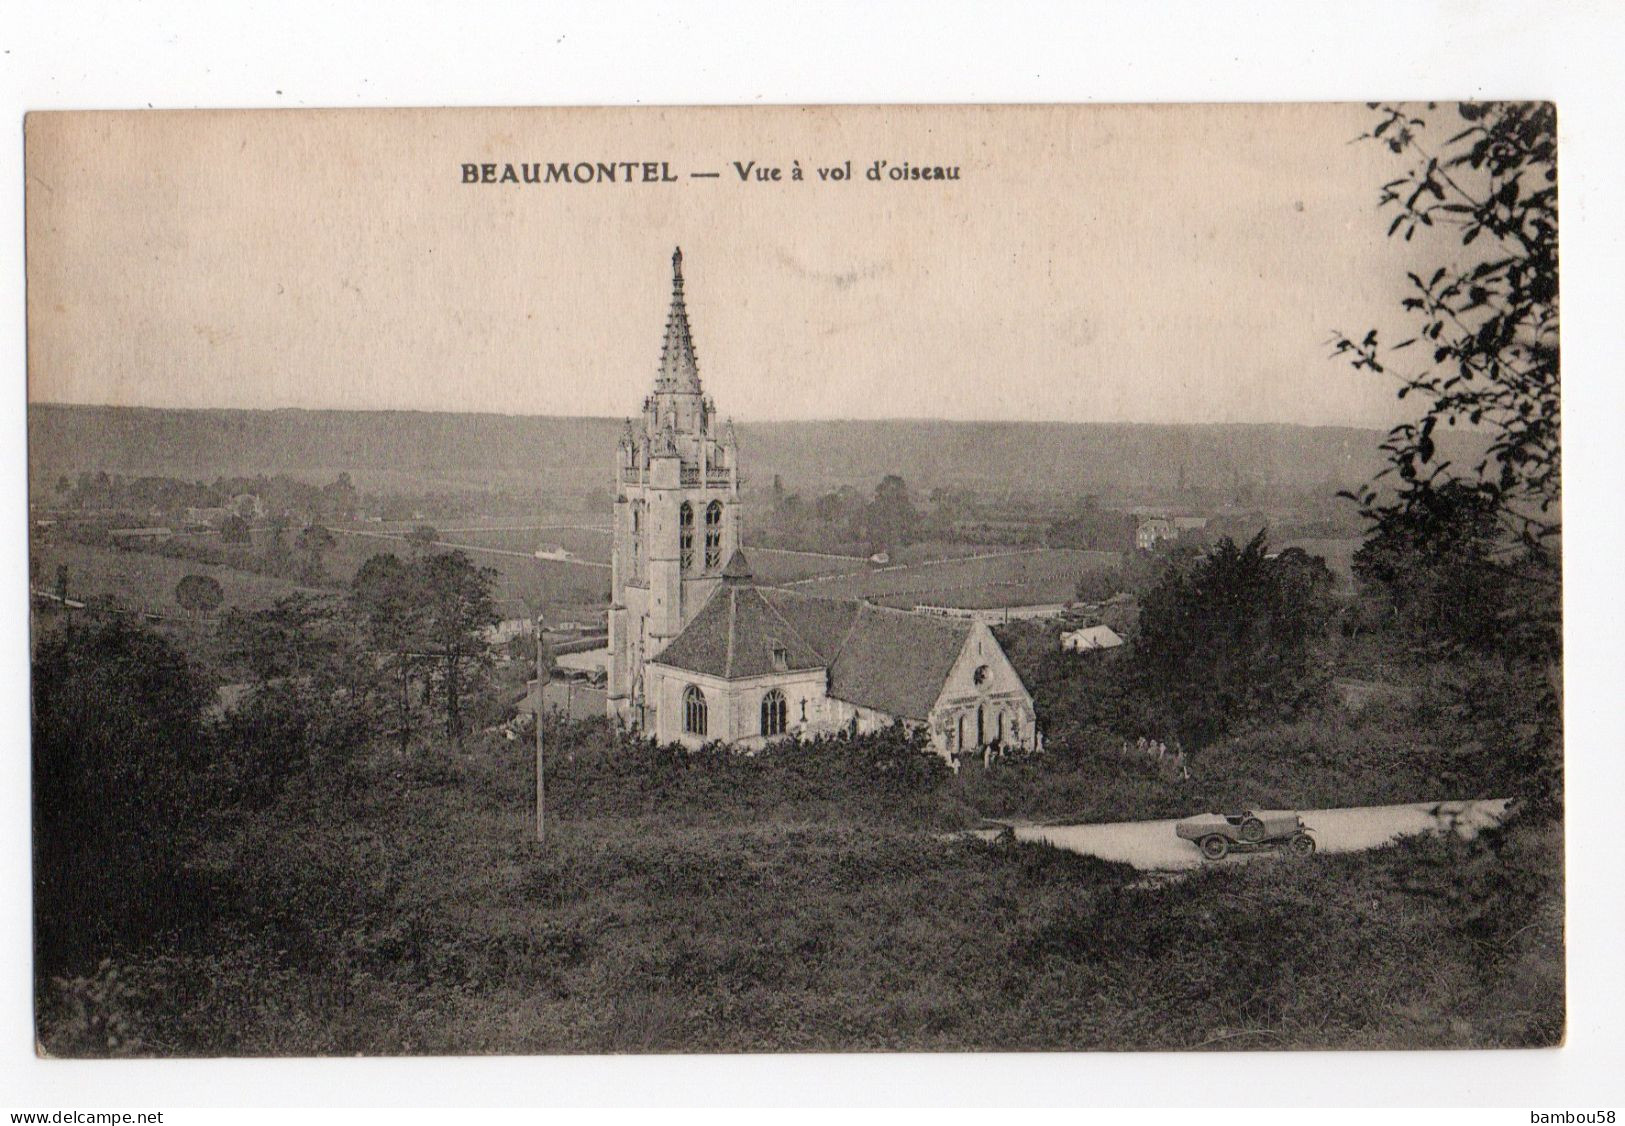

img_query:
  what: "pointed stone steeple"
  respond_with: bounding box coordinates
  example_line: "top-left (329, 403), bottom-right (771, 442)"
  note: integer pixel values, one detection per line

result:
top-left (656, 246), bottom-right (701, 392)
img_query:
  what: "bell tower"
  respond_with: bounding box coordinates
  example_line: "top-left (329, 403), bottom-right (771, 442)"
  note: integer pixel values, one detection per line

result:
top-left (607, 248), bottom-right (742, 728)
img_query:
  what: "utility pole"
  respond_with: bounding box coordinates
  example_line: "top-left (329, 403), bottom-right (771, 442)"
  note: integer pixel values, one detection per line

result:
top-left (535, 611), bottom-right (549, 843)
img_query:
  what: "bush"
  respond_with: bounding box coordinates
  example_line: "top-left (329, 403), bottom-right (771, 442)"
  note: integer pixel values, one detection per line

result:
top-left (32, 619), bottom-right (216, 978)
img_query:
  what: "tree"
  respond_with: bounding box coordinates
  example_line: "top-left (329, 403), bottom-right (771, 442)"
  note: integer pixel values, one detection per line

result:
top-left (406, 525), bottom-right (439, 556)
top-left (1130, 532), bottom-right (1332, 749)
top-left (218, 594), bottom-right (352, 685)
top-left (214, 594), bottom-right (376, 806)
top-left (296, 523), bottom-right (336, 582)
top-left (1332, 101), bottom-right (1558, 562)
top-left (32, 619), bottom-right (214, 976)
top-left (351, 552), bottom-right (425, 749)
top-left (266, 514), bottom-right (291, 568)
top-left (174, 574), bottom-right (224, 616)
top-left (866, 474), bottom-right (919, 550)
top-left (414, 550), bottom-right (499, 743)
top-left (320, 472), bottom-right (358, 521)
top-left (219, 513), bottom-right (252, 544)
top-left (1332, 101), bottom-right (1561, 808)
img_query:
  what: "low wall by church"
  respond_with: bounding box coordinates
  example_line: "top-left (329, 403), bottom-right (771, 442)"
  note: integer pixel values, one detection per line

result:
top-left (541, 680), bottom-right (607, 722)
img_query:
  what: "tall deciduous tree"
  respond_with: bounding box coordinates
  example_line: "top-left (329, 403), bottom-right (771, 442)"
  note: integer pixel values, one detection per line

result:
top-left (1333, 101), bottom-right (1561, 809)
top-left (1332, 102), bottom-right (1558, 567)
top-left (32, 619), bottom-right (214, 975)
top-left (1131, 532), bottom-right (1332, 749)
top-left (351, 552), bottom-right (425, 748)
top-left (414, 551), bottom-right (499, 743)
top-left (219, 513), bottom-right (252, 545)
top-left (866, 474), bottom-right (919, 550)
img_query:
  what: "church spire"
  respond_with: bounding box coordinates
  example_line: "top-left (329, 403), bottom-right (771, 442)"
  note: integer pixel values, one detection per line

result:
top-left (656, 246), bottom-right (702, 392)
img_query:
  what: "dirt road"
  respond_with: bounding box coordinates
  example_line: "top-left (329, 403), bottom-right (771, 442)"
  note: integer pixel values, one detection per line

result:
top-left (976, 799), bottom-right (1512, 870)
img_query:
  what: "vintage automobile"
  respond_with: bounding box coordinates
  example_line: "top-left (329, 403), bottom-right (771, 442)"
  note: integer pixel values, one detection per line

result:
top-left (1174, 809), bottom-right (1316, 860)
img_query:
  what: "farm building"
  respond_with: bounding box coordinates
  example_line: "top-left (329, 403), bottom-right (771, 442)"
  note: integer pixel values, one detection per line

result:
top-left (1135, 517), bottom-right (1177, 551)
top-left (1061, 624), bottom-right (1124, 652)
top-left (483, 617), bottom-right (535, 646)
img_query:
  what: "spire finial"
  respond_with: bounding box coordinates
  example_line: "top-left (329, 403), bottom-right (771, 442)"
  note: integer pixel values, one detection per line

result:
top-left (655, 247), bottom-right (701, 393)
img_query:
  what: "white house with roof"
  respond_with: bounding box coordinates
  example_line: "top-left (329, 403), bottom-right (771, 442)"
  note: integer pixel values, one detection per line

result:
top-left (1061, 624), bottom-right (1124, 652)
top-left (1135, 517), bottom-right (1177, 551)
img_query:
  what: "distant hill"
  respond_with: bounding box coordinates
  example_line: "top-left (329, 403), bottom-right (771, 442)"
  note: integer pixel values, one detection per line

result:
top-left (27, 404), bottom-right (1481, 503)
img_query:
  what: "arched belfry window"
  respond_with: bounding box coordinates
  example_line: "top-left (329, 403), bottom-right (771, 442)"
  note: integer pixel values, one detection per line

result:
top-left (683, 684), bottom-right (707, 736)
top-left (704, 501), bottom-right (723, 570)
top-left (679, 502), bottom-right (695, 571)
top-left (761, 688), bottom-right (788, 737)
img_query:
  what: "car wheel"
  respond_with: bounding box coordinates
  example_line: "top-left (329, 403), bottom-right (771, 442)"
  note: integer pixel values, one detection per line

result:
top-left (1288, 833), bottom-right (1316, 856)
top-left (1200, 835), bottom-right (1229, 860)
top-left (1239, 817), bottom-right (1266, 843)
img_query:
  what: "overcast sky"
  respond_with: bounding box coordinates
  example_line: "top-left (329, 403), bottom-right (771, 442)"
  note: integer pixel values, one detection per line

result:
top-left (27, 103), bottom-right (1436, 428)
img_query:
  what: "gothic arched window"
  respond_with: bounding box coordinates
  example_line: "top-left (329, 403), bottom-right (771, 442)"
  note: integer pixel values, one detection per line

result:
top-left (760, 688), bottom-right (787, 737)
top-left (630, 503), bottom-right (643, 571)
top-left (683, 684), bottom-right (707, 736)
top-left (704, 500), bottom-right (723, 570)
top-left (679, 502), bottom-right (694, 571)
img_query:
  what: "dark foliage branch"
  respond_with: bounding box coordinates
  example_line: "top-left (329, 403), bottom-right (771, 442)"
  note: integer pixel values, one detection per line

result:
top-left (1331, 102), bottom-right (1559, 554)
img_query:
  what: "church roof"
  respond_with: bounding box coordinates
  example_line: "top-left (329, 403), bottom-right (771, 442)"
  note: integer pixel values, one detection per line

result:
top-left (655, 246), bottom-right (702, 393)
top-left (654, 583), bottom-right (977, 722)
top-left (824, 604), bottom-right (974, 721)
top-left (651, 583), bottom-right (826, 680)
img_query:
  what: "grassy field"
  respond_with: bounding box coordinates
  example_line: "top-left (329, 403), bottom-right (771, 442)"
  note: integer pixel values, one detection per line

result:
top-left (35, 725), bottom-right (1563, 1055)
top-left (31, 541), bottom-right (317, 618)
top-left (431, 525), bottom-right (614, 563)
top-left (318, 528), bottom-right (611, 619)
top-left (785, 548), bottom-right (1119, 609)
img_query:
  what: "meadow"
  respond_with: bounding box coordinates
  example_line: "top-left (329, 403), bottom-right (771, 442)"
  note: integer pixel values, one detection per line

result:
top-left (35, 721), bottom-right (1563, 1056)
top-left (32, 541), bottom-right (317, 618)
top-left (787, 548), bottom-right (1119, 609)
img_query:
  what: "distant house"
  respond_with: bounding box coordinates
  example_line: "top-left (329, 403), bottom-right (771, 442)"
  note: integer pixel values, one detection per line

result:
top-left (1135, 517), bottom-right (1177, 551)
top-left (483, 617), bottom-right (535, 646)
top-left (1061, 624), bottom-right (1124, 652)
top-left (553, 646), bottom-right (609, 683)
top-left (184, 506), bottom-right (230, 528)
top-left (1172, 515), bottom-right (1208, 532)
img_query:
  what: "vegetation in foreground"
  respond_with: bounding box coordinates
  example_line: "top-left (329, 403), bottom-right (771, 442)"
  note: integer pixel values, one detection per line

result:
top-left (33, 616), bottom-right (1562, 1055)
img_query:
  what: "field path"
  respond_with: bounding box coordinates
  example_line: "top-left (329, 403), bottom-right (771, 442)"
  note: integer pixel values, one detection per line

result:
top-left (973, 799), bottom-right (1513, 871)
top-left (781, 546), bottom-right (1049, 588)
top-left (329, 526), bottom-right (611, 569)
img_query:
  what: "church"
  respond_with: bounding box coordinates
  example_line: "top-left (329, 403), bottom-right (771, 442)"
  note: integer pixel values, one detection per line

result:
top-left (606, 248), bottom-right (1037, 761)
